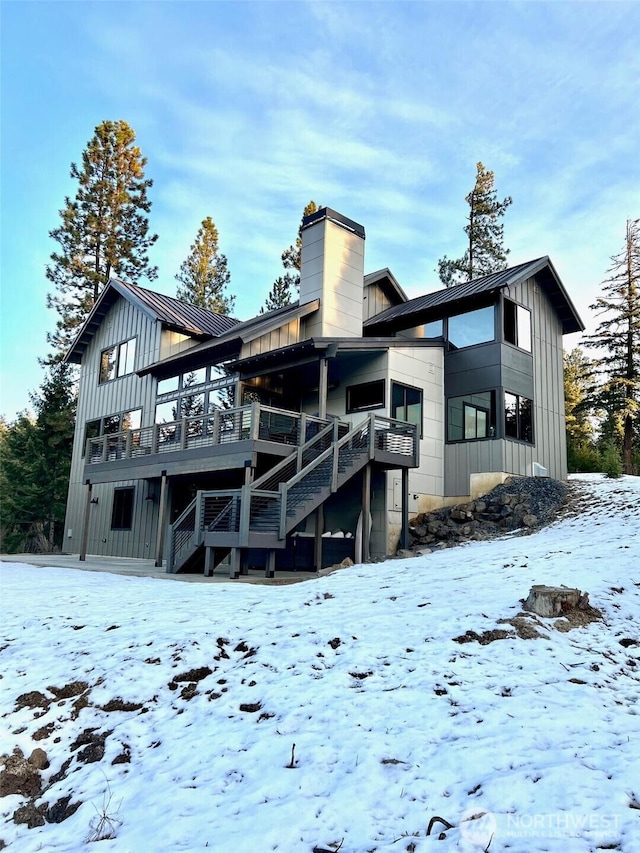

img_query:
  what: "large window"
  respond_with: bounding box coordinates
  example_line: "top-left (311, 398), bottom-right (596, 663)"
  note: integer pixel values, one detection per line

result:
top-left (156, 368), bottom-right (236, 423)
top-left (447, 391), bottom-right (496, 442)
top-left (83, 409), bottom-right (142, 456)
top-left (504, 393), bottom-right (533, 443)
top-left (391, 382), bottom-right (423, 436)
top-left (111, 487), bottom-right (135, 530)
top-left (504, 300), bottom-right (532, 352)
top-left (346, 380), bottom-right (385, 413)
top-left (99, 338), bottom-right (137, 383)
top-left (448, 306), bottom-right (495, 349)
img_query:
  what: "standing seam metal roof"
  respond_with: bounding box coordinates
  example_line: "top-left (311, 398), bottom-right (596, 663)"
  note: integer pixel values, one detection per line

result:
top-left (364, 259), bottom-right (546, 327)
top-left (113, 278), bottom-right (239, 336)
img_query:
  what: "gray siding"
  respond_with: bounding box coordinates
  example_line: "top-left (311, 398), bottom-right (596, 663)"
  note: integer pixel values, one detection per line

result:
top-left (445, 440), bottom-right (505, 497)
top-left (443, 276), bottom-right (568, 496)
top-left (445, 342), bottom-right (502, 397)
top-left (64, 295), bottom-right (171, 558)
top-left (505, 275), bottom-right (567, 481)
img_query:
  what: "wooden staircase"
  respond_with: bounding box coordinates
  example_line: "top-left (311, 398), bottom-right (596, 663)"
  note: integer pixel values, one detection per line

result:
top-left (167, 413), bottom-right (417, 575)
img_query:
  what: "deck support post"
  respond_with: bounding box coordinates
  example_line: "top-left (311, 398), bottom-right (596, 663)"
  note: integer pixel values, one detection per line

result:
top-left (265, 550), bottom-right (276, 578)
top-left (155, 471), bottom-right (168, 568)
top-left (318, 358), bottom-right (329, 420)
top-left (400, 467), bottom-right (409, 550)
top-left (79, 480), bottom-right (92, 562)
top-left (362, 464), bottom-right (371, 563)
top-left (314, 505), bottom-right (324, 572)
top-left (204, 546), bottom-right (215, 577)
top-left (229, 548), bottom-right (241, 579)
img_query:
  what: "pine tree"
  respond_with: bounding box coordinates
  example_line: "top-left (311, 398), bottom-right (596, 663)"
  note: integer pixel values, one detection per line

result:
top-left (584, 219), bottom-right (640, 474)
top-left (0, 365), bottom-right (76, 552)
top-left (46, 120), bottom-right (158, 358)
top-left (261, 201), bottom-right (320, 312)
top-left (260, 277), bottom-right (294, 314)
top-left (563, 347), bottom-right (599, 471)
top-left (438, 162), bottom-right (512, 287)
top-left (175, 217), bottom-right (235, 315)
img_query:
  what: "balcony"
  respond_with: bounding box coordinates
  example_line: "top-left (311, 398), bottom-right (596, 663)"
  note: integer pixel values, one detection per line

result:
top-left (83, 404), bottom-right (339, 483)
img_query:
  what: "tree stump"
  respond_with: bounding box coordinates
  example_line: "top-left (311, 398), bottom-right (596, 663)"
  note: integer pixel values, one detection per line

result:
top-left (523, 585), bottom-right (589, 618)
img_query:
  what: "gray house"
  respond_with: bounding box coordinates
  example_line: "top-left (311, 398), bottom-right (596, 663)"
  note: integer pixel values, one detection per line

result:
top-left (63, 207), bottom-right (583, 576)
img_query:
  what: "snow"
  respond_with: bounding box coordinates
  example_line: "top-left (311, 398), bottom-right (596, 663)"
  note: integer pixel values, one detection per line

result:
top-left (1, 473), bottom-right (639, 853)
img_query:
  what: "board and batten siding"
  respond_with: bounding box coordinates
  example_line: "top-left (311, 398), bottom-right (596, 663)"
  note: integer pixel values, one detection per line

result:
top-left (444, 276), bottom-right (568, 496)
top-left (64, 295), bottom-right (171, 559)
top-left (363, 282), bottom-right (394, 322)
top-left (504, 275), bottom-right (567, 481)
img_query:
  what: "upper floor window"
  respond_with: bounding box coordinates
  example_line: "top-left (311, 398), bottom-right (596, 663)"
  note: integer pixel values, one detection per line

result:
top-left (447, 391), bottom-right (496, 442)
top-left (346, 379), bottom-right (385, 413)
top-left (391, 382), bottom-right (423, 436)
top-left (99, 338), bottom-right (137, 383)
top-left (504, 300), bottom-right (531, 352)
top-left (422, 319), bottom-right (443, 338)
top-left (448, 306), bottom-right (494, 349)
top-left (505, 392), bottom-right (533, 443)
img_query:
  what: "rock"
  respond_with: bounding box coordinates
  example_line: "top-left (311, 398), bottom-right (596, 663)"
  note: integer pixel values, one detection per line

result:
top-left (396, 549), bottom-right (415, 559)
top-left (28, 749), bottom-right (49, 770)
top-left (13, 802), bottom-right (47, 828)
top-left (416, 547), bottom-right (433, 556)
top-left (522, 513), bottom-right (538, 527)
top-left (0, 749), bottom-right (42, 798)
top-left (409, 524), bottom-right (427, 538)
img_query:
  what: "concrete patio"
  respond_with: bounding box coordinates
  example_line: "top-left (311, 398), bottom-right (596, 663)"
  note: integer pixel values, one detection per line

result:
top-left (0, 552), bottom-right (319, 584)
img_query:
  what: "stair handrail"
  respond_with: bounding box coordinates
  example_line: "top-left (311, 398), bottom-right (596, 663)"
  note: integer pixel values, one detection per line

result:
top-left (277, 416), bottom-right (373, 538)
top-left (251, 421), bottom-right (335, 491)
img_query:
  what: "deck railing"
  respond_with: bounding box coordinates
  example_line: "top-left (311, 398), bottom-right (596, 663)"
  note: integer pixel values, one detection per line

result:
top-left (85, 403), bottom-right (332, 465)
top-left (167, 413), bottom-right (418, 571)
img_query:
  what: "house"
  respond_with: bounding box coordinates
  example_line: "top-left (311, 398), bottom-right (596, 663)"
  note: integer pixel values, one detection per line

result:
top-left (63, 206), bottom-right (584, 576)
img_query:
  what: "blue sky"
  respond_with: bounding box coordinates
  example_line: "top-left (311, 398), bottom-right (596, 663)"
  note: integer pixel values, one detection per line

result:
top-left (1, 1), bottom-right (638, 420)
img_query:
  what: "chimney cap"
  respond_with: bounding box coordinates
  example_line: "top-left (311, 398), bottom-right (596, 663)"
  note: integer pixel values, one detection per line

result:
top-left (301, 206), bottom-right (365, 240)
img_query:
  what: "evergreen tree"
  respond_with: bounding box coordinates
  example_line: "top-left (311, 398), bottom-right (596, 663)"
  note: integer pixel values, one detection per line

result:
top-left (584, 219), bottom-right (640, 474)
top-left (563, 347), bottom-right (599, 471)
top-left (0, 364), bottom-right (76, 552)
top-left (260, 276), bottom-right (294, 314)
top-left (175, 217), bottom-right (235, 314)
top-left (46, 120), bottom-right (158, 358)
top-left (438, 162), bottom-right (512, 287)
top-left (261, 201), bottom-right (320, 312)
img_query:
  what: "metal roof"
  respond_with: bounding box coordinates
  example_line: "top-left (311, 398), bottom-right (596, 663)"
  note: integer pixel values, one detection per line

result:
top-left (364, 257), bottom-right (584, 335)
top-left (65, 277), bottom-right (240, 364)
top-left (137, 299), bottom-right (321, 378)
top-left (114, 278), bottom-right (238, 337)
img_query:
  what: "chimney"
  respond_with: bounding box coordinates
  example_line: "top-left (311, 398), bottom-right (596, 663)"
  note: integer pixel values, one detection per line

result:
top-left (299, 207), bottom-right (366, 338)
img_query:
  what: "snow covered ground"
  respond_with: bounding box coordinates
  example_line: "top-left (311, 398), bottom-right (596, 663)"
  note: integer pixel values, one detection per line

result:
top-left (1, 474), bottom-right (639, 853)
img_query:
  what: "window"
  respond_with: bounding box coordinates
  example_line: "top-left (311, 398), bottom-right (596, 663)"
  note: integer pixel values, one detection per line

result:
top-left (447, 392), bottom-right (496, 442)
top-left (448, 306), bottom-right (494, 349)
top-left (99, 338), bottom-right (137, 383)
top-left (111, 487), bottom-right (134, 530)
top-left (504, 300), bottom-right (532, 352)
top-left (157, 375), bottom-right (179, 395)
top-left (83, 410), bottom-right (142, 456)
top-left (346, 380), bottom-right (385, 413)
top-left (422, 319), bottom-right (443, 338)
top-left (391, 383), bottom-right (423, 436)
top-left (83, 420), bottom-right (101, 457)
top-left (505, 393), bottom-right (533, 443)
